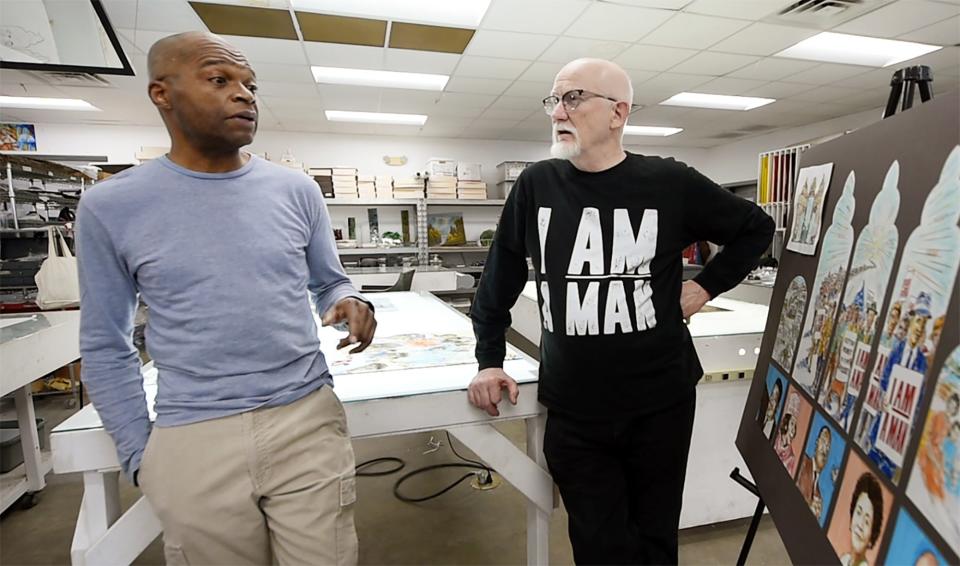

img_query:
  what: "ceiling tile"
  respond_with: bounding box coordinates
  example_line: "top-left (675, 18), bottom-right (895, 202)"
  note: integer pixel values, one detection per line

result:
top-left (899, 45), bottom-right (960, 74)
top-left (254, 81), bottom-right (319, 98)
top-left (626, 69), bottom-right (659, 87)
top-left (221, 36), bottom-right (307, 65)
top-left (518, 61), bottom-right (565, 82)
top-left (455, 56), bottom-right (530, 80)
top-left (695, 76), bottom-right (768, 95)
top-left (899, 16), bottom-right (960, 45)
top-left (503, 81), bottom-right (550, 98)
top-left (566, 3), bottom-right (675, 42)
top-left (465, 30), bottom-right (556, 60)
top-left (669, 52), bottom-right (759, 75)
top-left (539, 37), bottom-right (631, 64)
top-left (684, 0), bottom-right (784, 20)
top-left (116, 29), bottom-right (167, 54)
top-left (479, 0), bottom-right (589, 34)
top-left (249, 63), bottom-right (316, 84)
top-left (191, 2), bottom-right (298, 40)
top-left (835, 0), bottom-right (960, 38)
top-left (786, 63), bottom-right (873, 85)
top-left (727, 57), bottom-right (820, 81)
top-left (612, 0), bottom-right (696, 7)
top-left (384, 49), bottom-right (461, 74)
top-left (0, 81), bottom-right (66, 98)
top-left (642, 72), bottom-right (715, 91)
top-left (480, 107), bottom-right (540, 120)
top-left (0, 69), bottom-right (52, 86)
top-left (377, 90), bottom-right (440, 114)
top-left (741, 81), bottom-right (818, 99)
top-left (317, 85), bottom-right (382, 111)
top-left (136, 0), bottom-right (206, 32)
top-left (488, 95), bottom-right (542, 111)
top-left (710, 23), bottom-right (821, 56)
top-left (614, 45), bottom-right (699, 71)
top-left (388, 22), bottom-right (474, 54)
top-left (101, 0), bottom-right (137, 29)
top-left (832, 68), bottom-right (900, 90)
top-left (297, 12), bottom-right (387, 47)
top-left (788, 85), bottom-right (863, 103)
top-left (431, 92), bottom-right (496, 116)
top-left (444, 77), bottom-right (512, 95)
top-left (640, 14), bottom-right (750, 49)
top-left (304, 43), bottom-right (384, 69)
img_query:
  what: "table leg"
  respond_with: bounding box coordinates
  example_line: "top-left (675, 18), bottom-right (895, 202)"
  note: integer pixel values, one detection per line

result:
top-left (67, 362), bottom-right (79, 409)
top-left (71, 471), bottom-right (121, 565)
top-left (525, 414), bottom-right (551, 566)
top-left (13, 385), bottom-right (45, 492)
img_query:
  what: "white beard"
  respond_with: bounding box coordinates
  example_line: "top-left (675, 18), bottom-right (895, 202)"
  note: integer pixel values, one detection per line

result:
top-left (550, 139), bottom-right (581, 160)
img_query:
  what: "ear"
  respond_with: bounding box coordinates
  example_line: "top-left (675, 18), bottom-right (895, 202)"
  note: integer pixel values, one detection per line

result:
top-left (611, 100), bottom-right (630, 130)
top-left (148, 79), bottom-right (172, 110)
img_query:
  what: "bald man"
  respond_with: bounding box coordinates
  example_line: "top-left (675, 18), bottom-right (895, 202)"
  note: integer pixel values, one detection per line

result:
top-left (76, 32), bottom-right (374, 565)
top-left (469, 59), bottom-right (774, 564)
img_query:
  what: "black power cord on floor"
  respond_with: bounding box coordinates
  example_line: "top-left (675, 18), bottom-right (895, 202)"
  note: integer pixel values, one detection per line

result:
top-left (354, 432), bottom-right (496, 503)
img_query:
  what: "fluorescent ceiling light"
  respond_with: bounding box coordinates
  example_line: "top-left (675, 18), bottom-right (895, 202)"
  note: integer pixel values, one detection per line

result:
top-left (325, 110), bottom-right (427, 126)
top-left (624, 125), bottom-right (683, 137)
top-left (292, 0), bottom-right (491, 27)
top-left (0, 96), bottom-right (100, 111)
top-left (776, 32), bottom-right (941, 68)
top-left (660, 92), bottom-right (774, 111)
top-left (312, 66), bottom-right (448, 91)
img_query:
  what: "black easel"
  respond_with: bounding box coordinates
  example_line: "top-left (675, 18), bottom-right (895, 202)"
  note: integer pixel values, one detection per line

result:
top-left (883, 65), bottom-right (934, 119)
top-left (730, 468), bottom-right (764, 566)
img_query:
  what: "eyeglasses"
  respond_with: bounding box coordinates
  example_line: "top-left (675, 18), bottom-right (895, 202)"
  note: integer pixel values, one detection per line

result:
top-left (542, 89), bottom-right (622, 115)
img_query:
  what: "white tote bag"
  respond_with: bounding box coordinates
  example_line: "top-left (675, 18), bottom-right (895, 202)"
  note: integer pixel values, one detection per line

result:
top-left (35, 226), bottom-right (80, 310)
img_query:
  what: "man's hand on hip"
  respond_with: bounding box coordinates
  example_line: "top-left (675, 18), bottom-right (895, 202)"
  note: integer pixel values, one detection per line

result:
top-left (468, 368), bottom-right (519, 417)
top-left (680, 280), bottom-right (711, 319)
top-left (322, 297), bottom-right (377, 353)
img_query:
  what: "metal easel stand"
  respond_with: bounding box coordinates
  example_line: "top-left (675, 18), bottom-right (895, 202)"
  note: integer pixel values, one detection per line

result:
top-left (883, 65), bottom-right (934, 119)
top-left (730, 467), bottom-right (765, 566)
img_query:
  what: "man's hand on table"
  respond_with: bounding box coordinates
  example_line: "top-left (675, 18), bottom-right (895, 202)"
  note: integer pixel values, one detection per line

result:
top-left (468, 368), bottom-right (519, 417)
top-left (322, 297), bottom-right (377, 353)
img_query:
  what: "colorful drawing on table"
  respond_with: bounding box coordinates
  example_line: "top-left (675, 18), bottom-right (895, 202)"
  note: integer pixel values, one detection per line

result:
top-left (795, 410), bottom-right (846, 526)
top-left (906, 346), bottom-right (960, 554)
top-left (855, 146), bottom-right (960, 484)
top-left (818, 162), bottom-right (902, 432)
top-left (827, 451), bottom-right (893, 566)
top-left (772, 276), bottom-right (808, 372)
top-left (328, 332), bottom-right (519, 375)
top-left (0, 123), bottom-right (37, 152)
top-left (787, 162), bottom-right (835, 255)
top-left (758, 365), bottom-right (788, 440)
top-left (793, 172), bottom-right (856, 397)
top-left (884, 508), bottom-right (954, 566)
top-left (773, 384), bottom-right (813, 478)
top-left (427, 213), bottom-right (467, 246)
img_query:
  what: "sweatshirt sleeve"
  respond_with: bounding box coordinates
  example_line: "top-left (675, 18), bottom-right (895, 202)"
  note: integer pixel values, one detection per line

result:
top-left (304, 184), bottom-right (371, 317)
top-left (76, 202), bottom-right (151, 483)
top-left (471, 176), bottom-right (530, 370)
top-left (678, 162), bottom-right (775, 298)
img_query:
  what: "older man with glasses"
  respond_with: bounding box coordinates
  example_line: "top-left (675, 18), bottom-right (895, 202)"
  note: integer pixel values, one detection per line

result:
top-left (467, 58), bottom-right (774, 565)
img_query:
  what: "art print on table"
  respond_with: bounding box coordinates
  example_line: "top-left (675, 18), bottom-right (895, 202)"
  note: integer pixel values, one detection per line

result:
top-left (884, 508), bottom-right (953, 566)
top-left (795, 411), bottom-right (846, 525)
top-left (774, 384), bottom-right (814, 477)
top-left (856, 146), bottom-right (960, 483)
top-left (758, 365), bottom-right (789, 440)
top-left (772, 276), bottom-right (808, 372)
top-left (327, 332), bottom-right (519, 375)
top-left (793, 172), bottom-right (857, 397)
top-left (827, 452), bottom-right (893, 566)
top-left (906, 346), bottom-right (960, 554)
top-left (818, 162), bottom-right (902, 431)
top-left (787, 163), bottom-right (835, 255)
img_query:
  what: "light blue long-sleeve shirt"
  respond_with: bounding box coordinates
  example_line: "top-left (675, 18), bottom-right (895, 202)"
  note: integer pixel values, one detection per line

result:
top-left (76, 155), bottom-right (364, 481)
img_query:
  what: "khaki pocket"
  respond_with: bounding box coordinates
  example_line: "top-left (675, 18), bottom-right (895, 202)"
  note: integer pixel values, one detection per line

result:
top-left (336, 475), bottom-right (358, 566)
top-left (163, 544), bottom-right (189, 565)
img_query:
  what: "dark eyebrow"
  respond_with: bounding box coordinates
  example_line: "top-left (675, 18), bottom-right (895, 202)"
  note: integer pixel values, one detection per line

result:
top-left (198, 58), bottom-right (257, 79)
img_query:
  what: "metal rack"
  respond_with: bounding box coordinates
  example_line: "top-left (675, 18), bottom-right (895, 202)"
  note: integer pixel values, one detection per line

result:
top-left (1, 155), bottom-right (92, 231)
top-left (755, 144), bottom-right (809, 260)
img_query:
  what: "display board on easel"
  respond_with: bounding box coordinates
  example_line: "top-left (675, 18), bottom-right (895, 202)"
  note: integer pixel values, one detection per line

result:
top-left (736, 89), bottom-right (960, 566)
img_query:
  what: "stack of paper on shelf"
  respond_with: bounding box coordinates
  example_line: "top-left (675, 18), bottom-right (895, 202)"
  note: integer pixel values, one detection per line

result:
top-left (393, 177), bottom-right (424, 199)
top-left (456, 180), bottom-right (488, 200)
top-left (308, 168), bottom-right (334, 198)
top-left (332, 167), bottom-right (358, 199)
top-left (427, 175), bottom-right (457, 199)
top-left (357, 175), bottom-right (376, 199)
top-left (375, 176), bottom-right (393, 199)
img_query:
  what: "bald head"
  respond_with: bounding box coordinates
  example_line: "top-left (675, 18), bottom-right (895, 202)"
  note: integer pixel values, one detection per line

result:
top-left (148, 31), bottom-right (250, 82)
top-left (555, 58), bottom-right (633, 105)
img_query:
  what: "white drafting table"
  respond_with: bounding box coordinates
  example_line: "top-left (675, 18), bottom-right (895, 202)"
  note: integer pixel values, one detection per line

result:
top-left (0, 311), bottom-right (81, 513)
top-left (51, 292), bottom-right (550, 566)
top-left (510, 281), bottom-right (770, 528)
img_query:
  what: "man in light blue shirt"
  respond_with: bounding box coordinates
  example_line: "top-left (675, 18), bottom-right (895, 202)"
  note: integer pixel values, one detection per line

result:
top-left (76, 31), bottom-right (375, 565)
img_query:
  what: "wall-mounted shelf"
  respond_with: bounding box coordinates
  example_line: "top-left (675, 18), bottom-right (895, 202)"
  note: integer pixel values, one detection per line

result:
top-left (337, 246), bottom-right (419, 256)
top-left (425, 199), bottom-right (505, 206)
top-left (428, 246), bottom-right (490, 253)
top-left (326, 199), bottom-right (419, 206)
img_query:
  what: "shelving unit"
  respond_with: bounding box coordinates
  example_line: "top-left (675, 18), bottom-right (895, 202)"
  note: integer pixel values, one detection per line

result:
top-left (756, 144), bottom-right (809, 260)
top-left (1, 154), bottom-right (92, 230)
top-left (337, 246), bottom-right (419, 256)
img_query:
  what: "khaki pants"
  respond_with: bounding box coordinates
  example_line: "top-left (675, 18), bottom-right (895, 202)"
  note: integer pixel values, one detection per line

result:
top-left (138, 386), bottom-right (358, 566)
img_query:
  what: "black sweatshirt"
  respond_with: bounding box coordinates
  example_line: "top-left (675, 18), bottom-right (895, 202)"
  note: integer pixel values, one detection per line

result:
top-left (471, 153), bottom-right (775, 419)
